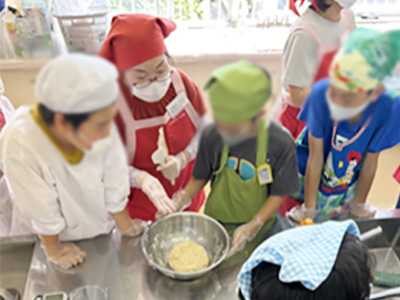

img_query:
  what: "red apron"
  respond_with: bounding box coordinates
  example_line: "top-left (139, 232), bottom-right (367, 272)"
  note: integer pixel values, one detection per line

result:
top-left (117, 69), bottom-right (205, 221)
top-left (394, 165), bottom-right (400, 184)
top-left (278, 9), bottom-right (352, 140)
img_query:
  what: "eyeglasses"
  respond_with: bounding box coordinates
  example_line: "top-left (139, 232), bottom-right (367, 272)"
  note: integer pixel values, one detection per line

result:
top-left (133, 69), bottom-right (174, 89)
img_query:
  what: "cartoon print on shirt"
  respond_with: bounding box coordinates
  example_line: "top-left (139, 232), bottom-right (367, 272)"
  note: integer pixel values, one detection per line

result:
top-left (322, 150), bottom-right (362, 189)
top-left (227, 156), bottom-right (256, 180)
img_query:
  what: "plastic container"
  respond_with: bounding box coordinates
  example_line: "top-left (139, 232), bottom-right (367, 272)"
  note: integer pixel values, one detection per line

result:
top-left (2, 0), bottom-right (55, 59)
top-left (54, 12), bottom-right (108, 53)
top-left (70, 285), bottom-right (107, 300)
top-left (52, 0), bottom-right (109, 53)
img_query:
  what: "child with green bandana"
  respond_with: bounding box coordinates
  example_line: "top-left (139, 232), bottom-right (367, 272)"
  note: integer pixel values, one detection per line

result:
top-left (285, 28), bottom-right (400, 223)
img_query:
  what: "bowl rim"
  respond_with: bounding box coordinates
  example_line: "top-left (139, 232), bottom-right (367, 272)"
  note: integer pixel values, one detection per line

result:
top-left (141, 212), bottom-right (230, 276)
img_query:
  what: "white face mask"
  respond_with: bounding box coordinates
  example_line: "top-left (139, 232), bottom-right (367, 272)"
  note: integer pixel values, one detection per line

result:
top-left (326, 92), bottom-right (370, 122)
top-left (84, 135), bottom-right (112, 154)
top-left (218, 122), bottom-right (255, 146)
top-left (69, 132), bottom-right (112, 155)
top-left (131, 77), bottom-right (172, 103)
top-left (335, 0), bottom-right (357, 9)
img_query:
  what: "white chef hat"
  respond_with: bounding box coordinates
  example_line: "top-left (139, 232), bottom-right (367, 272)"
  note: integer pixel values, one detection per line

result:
top-left (35, 54), bottom-right (119, 114)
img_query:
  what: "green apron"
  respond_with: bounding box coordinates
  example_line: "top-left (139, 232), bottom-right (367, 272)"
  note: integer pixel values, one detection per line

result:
top-left (205, 119), bottom-right (272, 224)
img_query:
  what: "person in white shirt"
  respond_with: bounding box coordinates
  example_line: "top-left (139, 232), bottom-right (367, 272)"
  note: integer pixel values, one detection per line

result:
top-left (0, 77), bottom-right (15, 237)
top-left (0, 54), bottom-right (142, 270)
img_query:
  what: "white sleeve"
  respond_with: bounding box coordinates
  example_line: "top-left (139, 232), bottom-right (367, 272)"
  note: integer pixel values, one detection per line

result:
top-left (128, 166), bottom-right (145, 188)
top-left (3, 141), bottom-right (66, 235)
top-left (282, 30), bottom-right (319, 88)
top-left (184, 114), bottom-right (210, 161)
top-left (0, 96), bottom-right (15, 122)
top-left (103, 124), bottom-right (130, 213)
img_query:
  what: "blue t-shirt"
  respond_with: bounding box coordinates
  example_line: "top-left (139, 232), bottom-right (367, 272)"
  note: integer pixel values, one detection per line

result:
top-left (371, 90), bottom-right (400, 149)
top-left (296, 79), bottom-right (399, 196)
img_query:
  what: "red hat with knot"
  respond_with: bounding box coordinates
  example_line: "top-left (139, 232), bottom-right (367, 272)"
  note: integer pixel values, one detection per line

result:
top-left (99, 14), bottom-right (176, 72)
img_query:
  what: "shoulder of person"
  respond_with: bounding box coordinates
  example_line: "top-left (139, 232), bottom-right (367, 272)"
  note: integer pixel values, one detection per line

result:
top-left (201, 123), bottom-right (221, 142)
top-left (307, 79), bottom-right (329, 104)
top-left (176, 68), bottom-right (197, 88)
top-left (267, 119), bottom-right (296, 151)
top-left (285, 24), bottom-right (317, 48)
top-left (1, 107), bottom-right (45, 159)
top-left (373, 89), bottom-right (400, 120)
top-left (175, 68), bottom-right (202, 103)
top-left (1, 106), bottom-right (31, 138)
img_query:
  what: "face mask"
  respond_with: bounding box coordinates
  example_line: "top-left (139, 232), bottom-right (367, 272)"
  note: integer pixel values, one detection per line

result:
top-left (218, 125), bottom-right (253, 146)
top-left (69, 131), bottom-right (112, 154)
top-left (131, 77), bottom-right (172, 103)
top-left (326, 92), bottom-right (370, 122)
top-left (335, 0), bottom-right (357, 9)
top-left (84, 135), bottom-right (112, 154)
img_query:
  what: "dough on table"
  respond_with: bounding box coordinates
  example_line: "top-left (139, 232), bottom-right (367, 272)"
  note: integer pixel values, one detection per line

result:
top-left (168, 240), bottom-right (209, 272)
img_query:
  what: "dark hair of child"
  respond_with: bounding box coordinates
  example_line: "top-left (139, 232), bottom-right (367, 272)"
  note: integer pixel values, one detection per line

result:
top-left (310, 0), bottom-right (334, 12)
top-left (38, 103), bottom-right (91, 130)
top-left (238, 233), bottom-right (374, 300)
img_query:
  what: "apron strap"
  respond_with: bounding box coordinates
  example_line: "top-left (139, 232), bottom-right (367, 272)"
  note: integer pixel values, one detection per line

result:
top-left (214, 118), bottom-right (268, 176)
top-left (290, 23), bottom-right (324, 58)
top-left (171, 68), bottom-right (186, 95)
top-left (116, 92), bottom-right (138, 163)
top-left (171, 68), bottom-right (201, 128)
top-left (331, 116), bottom-right (372, 152)
top-left (343, 9), bottom-right (351, 30)
top-left (214, 145), bottom-right (229, 176)
top-left (256, 118), bottom-right (268, 166)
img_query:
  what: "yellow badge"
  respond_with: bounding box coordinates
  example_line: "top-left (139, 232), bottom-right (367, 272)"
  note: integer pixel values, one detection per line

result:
top-left (257, 163), bottom-right (273, 185)
top-left (339, 161), bottom-right (344, 168)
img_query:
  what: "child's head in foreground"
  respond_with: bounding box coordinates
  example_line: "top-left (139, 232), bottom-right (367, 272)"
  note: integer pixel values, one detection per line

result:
top-left (238, 220), bottom-right (374, 300)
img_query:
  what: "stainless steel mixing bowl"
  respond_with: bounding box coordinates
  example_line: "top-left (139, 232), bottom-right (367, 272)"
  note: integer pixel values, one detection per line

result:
top-left (141, 212), bottom-right (230, 280)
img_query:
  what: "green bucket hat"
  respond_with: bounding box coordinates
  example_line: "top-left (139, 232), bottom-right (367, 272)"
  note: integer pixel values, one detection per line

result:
top-left (205, 60), bottom-right (272, 123)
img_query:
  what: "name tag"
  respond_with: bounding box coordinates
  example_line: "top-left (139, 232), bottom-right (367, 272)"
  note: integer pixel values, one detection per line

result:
top-left (166, 93), bottom-right (188, 119)
top-left (335, 134), bottom-right (348, 147)
top-left (257, 163), bottom-right (273, 185)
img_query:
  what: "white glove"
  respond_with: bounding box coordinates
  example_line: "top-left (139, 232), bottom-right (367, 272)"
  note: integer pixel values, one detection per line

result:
top-left (350, 201), bottom-right (377, 219)
top-left (173, 189), bottom-right (192, 212)
top-left (43, 243), bottom-right (86, 269)
top-left (156, 151), bottom-right (190, 183)
top-left (228, 215), bottom-right (264, 257)
top-left (120, 219), bottom-right (150, 237)
top-left (287, 204), bottom-right (316, 223)
top-left (136, 171), bottom-right (175, 215)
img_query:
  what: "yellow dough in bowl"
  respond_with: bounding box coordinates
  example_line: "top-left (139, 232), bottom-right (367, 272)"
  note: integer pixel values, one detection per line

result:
top-left (168, 240), bottom-right (209, 272)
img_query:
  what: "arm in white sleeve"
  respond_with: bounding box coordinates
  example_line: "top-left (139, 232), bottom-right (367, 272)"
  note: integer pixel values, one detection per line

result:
top-left (3, 143), bottom-right (65, 235)
top-left (103, 124), bottom-right (130, 213)
top-left (128, 166), bottom-right (146, 188)
top-left (184, 114), bottom-right (210, 161)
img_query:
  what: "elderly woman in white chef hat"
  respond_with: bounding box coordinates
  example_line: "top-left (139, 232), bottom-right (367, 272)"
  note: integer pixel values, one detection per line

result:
top-left (0, 54), bottom-right (142, 269)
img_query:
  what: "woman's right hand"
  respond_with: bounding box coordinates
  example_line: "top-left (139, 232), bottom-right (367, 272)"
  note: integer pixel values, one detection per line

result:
top-left (43, 242), bottom-right (86, 269)
top-left (136, 171), bottom-right (176, 216)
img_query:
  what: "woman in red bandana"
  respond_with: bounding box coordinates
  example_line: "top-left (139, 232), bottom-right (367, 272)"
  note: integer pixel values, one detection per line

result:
top-left (99, 14), bottom-right (207, 233)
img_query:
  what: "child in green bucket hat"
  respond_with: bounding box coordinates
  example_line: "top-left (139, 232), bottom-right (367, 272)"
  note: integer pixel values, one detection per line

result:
top-left (172, 60), bottom-right (300, 256)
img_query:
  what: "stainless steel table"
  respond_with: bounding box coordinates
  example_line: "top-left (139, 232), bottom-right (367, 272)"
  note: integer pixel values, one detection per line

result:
top-left (21, 217), bottom-right (292, 300)
top-left (1, 211), bottom-right (399, 300)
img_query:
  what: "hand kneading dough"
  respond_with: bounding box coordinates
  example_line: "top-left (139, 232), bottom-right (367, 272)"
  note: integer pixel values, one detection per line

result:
top-left (168, 240), bottom-right (209, 272)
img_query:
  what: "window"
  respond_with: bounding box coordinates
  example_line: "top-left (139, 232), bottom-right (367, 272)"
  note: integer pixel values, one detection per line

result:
top-left (109, 0), bottom-right (400, 26)
top-left (352, 0), bottom-right (400, 17)
top-left (109, 0), bottom-right (288, 25)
